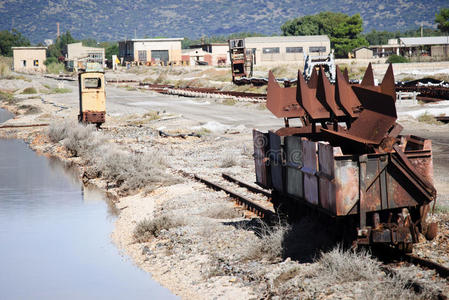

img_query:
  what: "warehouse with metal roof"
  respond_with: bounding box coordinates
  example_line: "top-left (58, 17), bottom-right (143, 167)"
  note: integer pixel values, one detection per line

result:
top-left (399, 36), bottom-right (449, 58)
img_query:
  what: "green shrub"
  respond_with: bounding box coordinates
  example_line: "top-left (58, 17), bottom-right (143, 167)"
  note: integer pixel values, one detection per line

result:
top-left (46, 62), bottom-right (65, 74)
top-left (386, 54), bottom-right (409, 64)
top-left (44, 57), bottom-right (58, 66)
top-left (0, 90), bottom-right (15, 104)
top-left (21, 87), bottom-right (37, 94)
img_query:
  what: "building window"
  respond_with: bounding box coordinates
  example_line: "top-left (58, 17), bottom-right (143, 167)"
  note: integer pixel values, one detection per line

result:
top-left (138, 50), bottom-right (147, 62)
top-left (262, 47), bottom-right (280, 54)
top-left (84, 78), bottom-right (101, 89)
top-left (33, 60), bottom-right (39, 66)
top-left (286, 47), bottom-right (303, 53)
top-left (309, 46), bottom-right (326, 53)
top-left (22, 60), bottom-right (26, 67)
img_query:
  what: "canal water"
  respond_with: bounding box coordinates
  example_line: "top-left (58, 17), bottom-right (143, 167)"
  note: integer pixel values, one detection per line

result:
top-left (0, 109), bottom-right (176, 299)
top-left (0, 107), bottom-right (13, 123)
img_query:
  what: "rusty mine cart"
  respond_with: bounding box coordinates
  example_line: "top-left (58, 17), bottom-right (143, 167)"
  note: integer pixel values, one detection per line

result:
top-left (78, 71), bottom-right (106, 127)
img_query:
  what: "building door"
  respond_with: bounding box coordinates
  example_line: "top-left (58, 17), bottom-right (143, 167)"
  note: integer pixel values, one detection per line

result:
top-left (138, 50), bottom-right (147, 62)
top-left (151, 50), bottom-right (169, 63)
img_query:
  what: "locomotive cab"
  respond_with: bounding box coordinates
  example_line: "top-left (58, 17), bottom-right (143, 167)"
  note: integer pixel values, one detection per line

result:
top-left (78, 71), bottom-right (106, 127)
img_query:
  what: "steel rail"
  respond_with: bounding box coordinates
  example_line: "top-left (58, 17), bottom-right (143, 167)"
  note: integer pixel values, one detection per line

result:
top-left (221, 173), bottom-right (271, 198)
top-left (0, 123), bottom-right (49, 129)
top-left (190, 173), bottom-right (275, 220)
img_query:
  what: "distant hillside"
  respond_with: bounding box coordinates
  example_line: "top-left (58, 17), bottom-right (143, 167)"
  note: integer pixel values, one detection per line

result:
top-left (0, 0), bottom-right (446, 43)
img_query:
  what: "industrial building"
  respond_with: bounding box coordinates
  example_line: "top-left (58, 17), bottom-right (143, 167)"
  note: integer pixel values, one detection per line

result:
top-left (400, 36), bottom-right (449, 58)
top-left (353, 47), bottom-right (374, 59)
top-left (243, 35), bottom-right (330, 66)
top-left (118, 38), bottom-right (183, 65)
top-left (12, 46), bottom-right (47, 72)
top-left (187, 43), bottom-right (229, 66)
top-left (369, 36), bottom-right (449, 58)
top-left (66, 42), bottom-right (105, 71)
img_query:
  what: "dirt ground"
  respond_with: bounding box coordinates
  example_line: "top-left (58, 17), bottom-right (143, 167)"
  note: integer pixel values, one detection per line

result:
top-left (1, 68), bottom-right (449, 299)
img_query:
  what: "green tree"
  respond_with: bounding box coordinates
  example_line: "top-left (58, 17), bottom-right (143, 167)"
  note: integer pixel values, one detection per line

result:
top-left (105, 43), bottom-right (118, 60)
top-left (281, 15), bottom-right (320, 36)
top-left (0, 29), bottom-right (30, 56)
top-left (47, 31), bottom-right (77, 59)
top-left (435, 8), bottom-right (449, 34)
top-left (364, 30), bottom-right (399, 45)
top-left (281, 12), bottom-right (368, 58)
top-left (81, 38), bottom-right (98, 47)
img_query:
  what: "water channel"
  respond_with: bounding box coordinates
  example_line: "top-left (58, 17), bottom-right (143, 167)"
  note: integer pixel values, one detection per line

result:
top-left (0, 109), bottom-right (176, 299)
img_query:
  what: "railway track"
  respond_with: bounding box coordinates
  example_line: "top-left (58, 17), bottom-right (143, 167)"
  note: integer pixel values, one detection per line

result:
top-left (113, 80), bottom-right (449, 103)
top-left (180, 169), bottom-right (448, 296)
top-left (140, 83), bottom-right (267, 102)
top-left (375, 246), bottom-right (449, 299)
top-left (177, 170), bottom-right (274, 220)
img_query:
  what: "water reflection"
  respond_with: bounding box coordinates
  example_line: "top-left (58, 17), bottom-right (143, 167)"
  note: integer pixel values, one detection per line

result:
top-left (0, 139), bottom-right (177, 300)
top-left (0, 108), bottom-right (13, 123)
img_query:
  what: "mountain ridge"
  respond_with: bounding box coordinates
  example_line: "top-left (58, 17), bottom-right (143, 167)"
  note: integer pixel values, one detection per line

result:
top-left (0, 0), bottom-right (446, 43)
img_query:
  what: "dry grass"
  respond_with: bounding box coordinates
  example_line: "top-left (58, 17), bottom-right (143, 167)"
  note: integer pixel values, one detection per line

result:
top-left (96, 144), bottom-right (178, 193)
top-left (417, 112), bottom-right (442, 125)
top-left (220, 153), bottom-right (237, 168)
top-left (50, 87), bottom-right (71, 94)
top-left (21, 87), bottom-right (37, 94)
top-left (153, 71), bottom-right (169, 84)
top-left (434, 203), bottom-right (449, 214)
top-left (429, 74), bottom-right (449, 82)
top-left (270, 65), bottom-right (295, 78)
top-left (47, 120), bottom-right (179, 194)
top-left (202, 203), bottom-right (241, 219)
top-left (314, 247), bottom-right (380, 283)
top-left (0, 56), bottom-right (12, 78)
top-left (242, 220), bottom-right (287, 262)
top-left (222, 98), bottom-right (237, 105)
top-left (198, 68), bottom-right (231, 82)
top-left (124, 111), bottom-right (161, 126)
top-left (18, 104), bottom-right (41, 115)
top-left (0, 90), bottom-right (16, 104)
top-left (271, 246), bottom-right (442, 299)
top-left (47, 120), bottom-right (102, 157)
top-left (194, 127), bottom-right (211, 137)
top-left (134, 215), bottom-right (186, 243)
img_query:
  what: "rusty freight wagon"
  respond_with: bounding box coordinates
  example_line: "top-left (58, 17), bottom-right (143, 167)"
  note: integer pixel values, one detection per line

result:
top-left (78, 70), bottom-right (106, 126)
top-left (253, 63), bottom-right (437, 251)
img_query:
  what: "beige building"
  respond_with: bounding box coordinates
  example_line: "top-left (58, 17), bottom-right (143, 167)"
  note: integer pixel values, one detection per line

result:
top-left (66, 42), bottom-right (105, 63)
top-left (354, 47), bottom-right (374, 59)
top-left (118, 38), bottom-right (183, 64)
top-left (12, 47), bottom-right (47, 72)
top-left (187, 43), bottom-right (229, 66)
top-left (243, 35), bottom-right (330, 65)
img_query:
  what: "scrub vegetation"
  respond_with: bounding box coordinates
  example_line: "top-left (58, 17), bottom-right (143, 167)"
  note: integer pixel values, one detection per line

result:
top-left (134, 215), bottom-right (186, 243)
top-left (47, 120), bottom-right (178, 194)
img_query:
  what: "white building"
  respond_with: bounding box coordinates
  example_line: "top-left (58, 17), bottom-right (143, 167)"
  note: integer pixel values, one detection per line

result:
top-left (243, 35), bottom-right (331, 66)
top-left (118, 38), bottom-right (183, 64)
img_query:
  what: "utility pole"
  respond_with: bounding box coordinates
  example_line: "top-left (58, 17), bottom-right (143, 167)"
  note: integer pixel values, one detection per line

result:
top-left (57, 22), bottom-right (60, 39)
